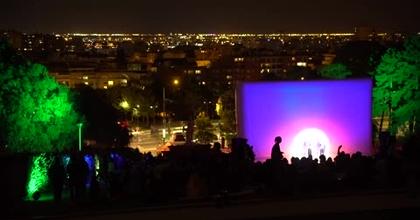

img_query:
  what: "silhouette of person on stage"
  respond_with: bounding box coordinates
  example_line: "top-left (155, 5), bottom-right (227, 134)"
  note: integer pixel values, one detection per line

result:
top-left (271, 136), bottom-right (283, 162)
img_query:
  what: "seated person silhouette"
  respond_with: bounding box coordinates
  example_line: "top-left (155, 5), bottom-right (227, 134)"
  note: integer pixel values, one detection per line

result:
top-left (271, 136), bottom-right (283, 161)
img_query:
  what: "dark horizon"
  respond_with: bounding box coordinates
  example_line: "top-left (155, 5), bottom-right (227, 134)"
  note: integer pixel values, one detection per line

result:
top-left (2, 30), bottom-right (420, 35)
top-left (1, 0), bottom-right (420, 34)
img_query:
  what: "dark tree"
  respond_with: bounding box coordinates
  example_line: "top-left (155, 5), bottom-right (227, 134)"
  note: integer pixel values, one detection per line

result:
top-left (73, 86), bottom-right (130, 148)
top-left (319, 63), bottom-right (352, 79)
top-left (335, 40), bottom-right (386, 77)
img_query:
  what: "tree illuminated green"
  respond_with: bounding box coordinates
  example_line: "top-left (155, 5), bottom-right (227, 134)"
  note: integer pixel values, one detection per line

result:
top-left (26, 154), bottom-right (53, 199)
top-left (373, 36), bottom-right (420, 134)
top-left (0, 42), bottom-right (80, 152)
top-left (319, 63), bottom-right (352, 79)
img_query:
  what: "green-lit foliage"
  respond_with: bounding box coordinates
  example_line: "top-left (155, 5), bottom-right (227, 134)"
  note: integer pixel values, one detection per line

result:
top-left (0, 42), bottom-right (80, 152)
top-left (194, 113), bottom-right (217, 144)
top-left (319, 63), bottom-right (352, 79)
top-left (373, 36), bottom-right (420, 134)
top-left (26, 154), bottom-right (53, 199)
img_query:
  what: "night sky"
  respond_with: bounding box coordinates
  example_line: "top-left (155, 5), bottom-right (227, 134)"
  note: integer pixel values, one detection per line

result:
top-left (1, 0), bottom-right (419, 33)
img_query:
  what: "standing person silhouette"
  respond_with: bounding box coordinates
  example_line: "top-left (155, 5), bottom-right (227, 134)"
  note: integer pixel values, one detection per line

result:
top-left (271, 136), bottom-right (283, 162)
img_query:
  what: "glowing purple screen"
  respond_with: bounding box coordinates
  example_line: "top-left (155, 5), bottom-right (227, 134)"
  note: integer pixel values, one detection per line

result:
top-left (237, 80), bottom-right (372, 161)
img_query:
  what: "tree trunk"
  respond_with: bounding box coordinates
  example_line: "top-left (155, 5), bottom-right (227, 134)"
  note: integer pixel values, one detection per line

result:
top-left (186, 118), bottom-right (194, 144)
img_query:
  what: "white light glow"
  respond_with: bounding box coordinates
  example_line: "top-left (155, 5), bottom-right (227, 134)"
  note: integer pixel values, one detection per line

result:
top-left (290, 128), bottom-right (331, 159)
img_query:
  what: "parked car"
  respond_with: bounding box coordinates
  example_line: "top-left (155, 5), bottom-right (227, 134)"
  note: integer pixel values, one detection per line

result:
top-left (157, 132), bottom-right (186, 152)
top-left (170, 132), bottom-right (186, 146)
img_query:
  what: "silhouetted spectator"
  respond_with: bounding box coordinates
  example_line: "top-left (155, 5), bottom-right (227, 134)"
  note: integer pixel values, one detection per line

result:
top-left (89, 171), bottom-right (100, 201)
top-left (213, 142), bottom-right (221, 152)
top-left (68, 154), bottom-right (89, 202)
top-left (402, 134), bottom-right (420, 197)
top-left (49, 154), bottom-right (65, 202)
top-left (271, 136), bottom-right (283, 162)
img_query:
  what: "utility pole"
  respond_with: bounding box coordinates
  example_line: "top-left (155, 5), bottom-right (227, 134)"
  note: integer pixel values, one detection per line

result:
top-left (77, 123), bottom-right (83, 151)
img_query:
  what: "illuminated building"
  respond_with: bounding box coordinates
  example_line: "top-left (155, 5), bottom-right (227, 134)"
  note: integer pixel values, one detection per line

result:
top-left (50, 69), bottom-right (131, 89)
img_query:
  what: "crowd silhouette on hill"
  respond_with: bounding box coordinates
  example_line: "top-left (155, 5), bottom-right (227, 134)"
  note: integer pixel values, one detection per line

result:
top-left (38, 134), bottom-right (420, 205)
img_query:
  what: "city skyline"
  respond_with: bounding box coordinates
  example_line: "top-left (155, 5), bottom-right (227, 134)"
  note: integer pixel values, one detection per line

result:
top-left (1, 0), bottom-right (420, 33)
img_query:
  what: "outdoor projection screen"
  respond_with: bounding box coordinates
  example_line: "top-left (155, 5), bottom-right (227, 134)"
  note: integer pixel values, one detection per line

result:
top-left (236, 79), bottom-right (372, 161)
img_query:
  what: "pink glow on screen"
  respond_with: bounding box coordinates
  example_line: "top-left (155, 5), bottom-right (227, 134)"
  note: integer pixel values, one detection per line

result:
top-left (236, 79), bottom-right (372, 161)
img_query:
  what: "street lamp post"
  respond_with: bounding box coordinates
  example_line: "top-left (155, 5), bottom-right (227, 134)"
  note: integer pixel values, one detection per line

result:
top-left (162, 79), bottom-right (179, 143)
top-left (120, 100), bottom-right (130, 120)
top-left (162, 87), bottom-right (166, 143)
top-left (77, 123), bottom-right (83, 151)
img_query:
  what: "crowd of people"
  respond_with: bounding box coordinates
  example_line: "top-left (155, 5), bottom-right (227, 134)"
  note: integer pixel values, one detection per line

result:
top-left (43, 135), bottom-right (420, 205)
